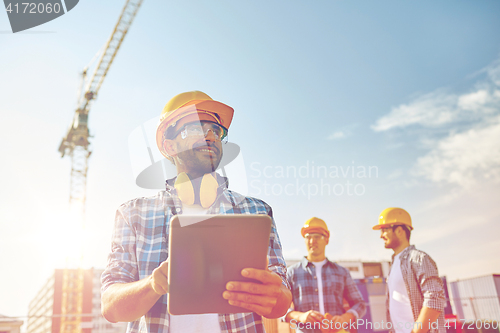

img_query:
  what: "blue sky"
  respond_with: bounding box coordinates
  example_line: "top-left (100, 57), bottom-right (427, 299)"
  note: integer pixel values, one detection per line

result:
top-left (1, 0), bottom-right (500, 319)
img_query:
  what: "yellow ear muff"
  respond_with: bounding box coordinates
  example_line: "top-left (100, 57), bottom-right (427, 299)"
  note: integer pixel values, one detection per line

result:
top-left (200, 173), bottom-right (218, 208)
top-left (174, 172), bottom-right (219, 208)
top-left (174, 172), bottom-right (195, 206)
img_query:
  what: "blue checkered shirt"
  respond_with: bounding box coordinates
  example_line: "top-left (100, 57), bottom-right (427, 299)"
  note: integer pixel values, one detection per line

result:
top-left (101, 176), bottom-right (290, 333)
top-left (286, 258), bottom-right (366, 332)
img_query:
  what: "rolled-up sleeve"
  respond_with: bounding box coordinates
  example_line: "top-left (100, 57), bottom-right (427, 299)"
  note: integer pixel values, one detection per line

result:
top-left (101, 205), bottom-right (139, 293)
top-left (418, 255), bottom-right (446, 311)
top-left (268, 226), bottom-right (291, 290)
top-left (265, 206), bottom-right (290, 292)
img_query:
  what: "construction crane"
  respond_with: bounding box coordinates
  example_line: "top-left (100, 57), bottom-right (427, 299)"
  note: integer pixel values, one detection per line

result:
top-left (58, 0), bottom-right (143, 216)
top-left (57, 1), bottom-right (143, 332)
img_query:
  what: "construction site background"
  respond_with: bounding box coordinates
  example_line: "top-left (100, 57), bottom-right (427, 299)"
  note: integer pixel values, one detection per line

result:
top-left (8, 261), bottom-right (496, 333)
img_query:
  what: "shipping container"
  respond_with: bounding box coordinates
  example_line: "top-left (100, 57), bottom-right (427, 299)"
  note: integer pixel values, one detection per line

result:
top-left (449, 274), bottom-right (500, 321)
top-left (443, 276), bottom-right (454, 316)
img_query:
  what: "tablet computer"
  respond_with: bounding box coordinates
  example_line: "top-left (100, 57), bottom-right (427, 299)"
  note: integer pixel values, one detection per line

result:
top-left (167, 214), bottom-right (272, 315)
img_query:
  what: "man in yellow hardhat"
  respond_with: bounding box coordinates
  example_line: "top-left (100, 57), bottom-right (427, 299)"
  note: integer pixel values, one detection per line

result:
top-left (284, 217), bottom-right (366, 333)
top-left (373, 208), bottom-right (446, 333)
top-left (101, 91), bottom-right (292, 333)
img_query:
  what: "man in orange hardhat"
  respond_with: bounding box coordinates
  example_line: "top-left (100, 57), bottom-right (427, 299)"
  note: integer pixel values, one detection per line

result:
top-left (373, 208), bottom-right (446, 333)
top-left (101, 91), bottom-right (292, 333)
top-left (156, 90), bottom-right (234, 175)
top-left (285, 217), bottom-right (366, 333)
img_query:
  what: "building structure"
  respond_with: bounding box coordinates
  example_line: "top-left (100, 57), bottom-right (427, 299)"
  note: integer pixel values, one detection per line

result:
top-left (0, 315), bottom-right (24, 333)
top-left (26, 268), bottom-right (126, 333)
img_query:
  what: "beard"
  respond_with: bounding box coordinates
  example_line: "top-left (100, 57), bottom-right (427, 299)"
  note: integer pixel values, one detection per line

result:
top-left (176, 144), bottom-right (222, 175)
top-left (384, 238), bottom-right (399, 249)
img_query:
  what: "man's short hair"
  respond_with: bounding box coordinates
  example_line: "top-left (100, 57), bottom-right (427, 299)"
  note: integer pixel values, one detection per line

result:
top-left (394, 225), bottom-right (411, 241)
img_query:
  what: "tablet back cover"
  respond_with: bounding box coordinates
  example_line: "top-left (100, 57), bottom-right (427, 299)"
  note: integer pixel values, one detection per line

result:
top-left (167, 214), bottom-right (272, 315)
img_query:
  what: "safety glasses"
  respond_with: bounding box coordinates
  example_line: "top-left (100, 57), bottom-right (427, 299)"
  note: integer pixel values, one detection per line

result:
top-left (177, 121), bottom-right (228, 143)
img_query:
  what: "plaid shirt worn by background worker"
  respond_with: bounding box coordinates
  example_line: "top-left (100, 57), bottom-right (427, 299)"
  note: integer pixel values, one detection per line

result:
top-left (286, 257), bottom-right (367, 331)
top-left (101, 176), bottom-right (290, 333)
top-left (387, 245), bottom-right (446, 333)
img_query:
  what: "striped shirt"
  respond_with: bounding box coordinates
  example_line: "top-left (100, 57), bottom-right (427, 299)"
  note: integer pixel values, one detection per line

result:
top-left (387, 245), bottom-right (446, 333)
top-left (286, 258), bottom-right (367, 332)
top-left (101, 176), bottom-right (289, 333)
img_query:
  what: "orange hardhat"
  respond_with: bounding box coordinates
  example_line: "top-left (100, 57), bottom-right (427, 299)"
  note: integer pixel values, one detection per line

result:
top-left (301, 217), bottom-right (330, 238)
top-left (373, 207), bottom-right (413, 230)
top-left (156, 91), bottom-right (234, 159)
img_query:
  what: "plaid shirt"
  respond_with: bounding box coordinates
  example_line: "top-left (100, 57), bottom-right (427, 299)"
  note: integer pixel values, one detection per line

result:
top-left (285, 258), bottom-right (366, 332)
top-left (101, 175), bottom-right (290, 333)
top-left (387, 245), bottom-right (446, 333)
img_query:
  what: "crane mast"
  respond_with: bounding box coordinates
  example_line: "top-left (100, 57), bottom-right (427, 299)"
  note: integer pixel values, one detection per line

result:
top-left (58, 0), bottom-right (143, 214)
top-left (57, 1), bottom-right (143, 332)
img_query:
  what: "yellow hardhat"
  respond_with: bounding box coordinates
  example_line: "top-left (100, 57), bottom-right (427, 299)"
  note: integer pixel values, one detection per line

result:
top-left (301, 217), bottom-right (330, 238)
top-left (156, 91), bottom-right (234, 159)
top-left (373, 207), bottom-right (413, 230)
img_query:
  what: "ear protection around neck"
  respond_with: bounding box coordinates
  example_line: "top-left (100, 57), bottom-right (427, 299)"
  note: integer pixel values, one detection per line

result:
top-left (174, 172), bottom-right (218, 208)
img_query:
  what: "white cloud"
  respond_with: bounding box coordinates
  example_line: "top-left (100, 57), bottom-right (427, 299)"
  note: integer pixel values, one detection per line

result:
top-left (413, 116), bottom-right (500, 187)
top-left (372, 59), bottom-right (500, 132)
top-left (457, 90), bottom-right (489, 111)
top-left (371, 91), bottom-right (458, 132)
top-left (486, 58), bottom-right (500, 87)
top-left (457, 88), bottom-right (500, 114)
top-left (327, 124), bottom-right (358, 140)
top-left (372, 87), bottom-right (500, 132)
top-left (373, 57), bottom-right (500, 188)
top-left (327, 131), bottom-right (346, 140)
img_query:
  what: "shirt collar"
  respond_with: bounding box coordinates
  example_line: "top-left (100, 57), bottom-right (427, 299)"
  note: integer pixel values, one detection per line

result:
top-left (301, 256), bottom-right (333, 268)
top-left (392, 244), bottom-right (415, 261)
